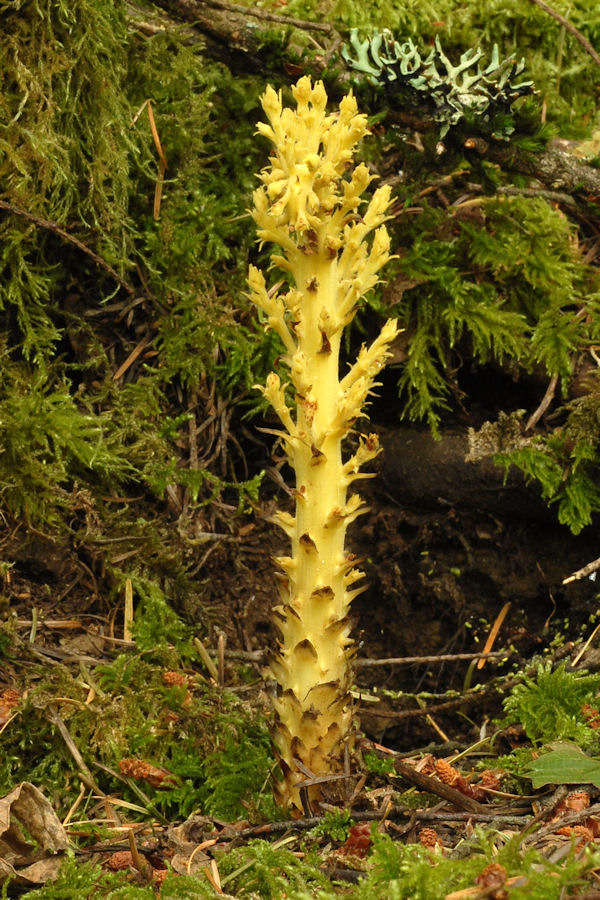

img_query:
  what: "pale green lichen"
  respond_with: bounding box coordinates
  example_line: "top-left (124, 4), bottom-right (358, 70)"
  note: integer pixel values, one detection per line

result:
top-left (342, 29), bottom-right (534, 135)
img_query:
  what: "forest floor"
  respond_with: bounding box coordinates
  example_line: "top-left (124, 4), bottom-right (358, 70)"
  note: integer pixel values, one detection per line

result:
top-left (4, 457), bottom-right (600, 898)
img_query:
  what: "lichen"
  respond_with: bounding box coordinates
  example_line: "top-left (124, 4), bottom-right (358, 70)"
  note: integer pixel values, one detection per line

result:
top-left (342, 29), bottom-right (534, 136)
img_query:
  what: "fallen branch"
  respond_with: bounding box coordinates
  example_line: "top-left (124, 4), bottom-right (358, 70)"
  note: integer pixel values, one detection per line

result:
top-left (563, 556), bottom-right (600, 584)
top-left (484, 143), bottom-right (600, 200)
top-left (392, 759), bottom-right (489, 814)
top-left (359, 679), bottom-right (521, 720)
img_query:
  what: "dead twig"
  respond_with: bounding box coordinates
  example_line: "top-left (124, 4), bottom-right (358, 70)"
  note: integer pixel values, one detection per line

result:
top-left (47, 706), bottom-right (105, 795)
top-left (563, 556), bottom-right (600, 584)
top-left (359, 677), bottom-right (522, 720)
top-left (113, 335), bottom-right (153, 381)
top-left (0, 199), bottom-right (134, 294)
top-left (496, 185), bottom-right (577, 206)
top-left (525, 374), bottom-right (559, 432)
top-left (527, 0), bottom-right (600, 70)
top-left (359, 650), bottom-right (514, 668)
top-left (522, 800), bottom-right (600, 845)
top-left (223, 649), bottom-right (514, 666)
top-left (230, 805), bottom-right (531, 841)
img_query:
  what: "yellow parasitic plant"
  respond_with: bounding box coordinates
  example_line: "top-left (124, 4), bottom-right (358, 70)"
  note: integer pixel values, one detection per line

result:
top-left (248, 76), bottom-right (398, 815)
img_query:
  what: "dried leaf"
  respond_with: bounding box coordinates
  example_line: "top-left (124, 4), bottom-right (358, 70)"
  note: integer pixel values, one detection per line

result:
top-left (0, 782), bottom-right (68, 887)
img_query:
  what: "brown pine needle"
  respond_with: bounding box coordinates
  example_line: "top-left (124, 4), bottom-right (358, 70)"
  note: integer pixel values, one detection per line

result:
top-left (477, 602), bottom-right (511, 670)
top-left (123, 578), bottom-right (134, 642)
top-left (113, 336), bottom-right (152, 381)
top-left (146, 101), bottom-right (168, 219)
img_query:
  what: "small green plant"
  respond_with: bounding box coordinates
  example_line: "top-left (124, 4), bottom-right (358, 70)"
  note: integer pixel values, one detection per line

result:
top-left (0, 648), bottom-right (276, 825)
top-left (502, 661), bottom-right (600, 747)
top-left (363, 750), bottom-right (395, 775)
top-left (198, 718), bottom-right (278, 821)
top-left (284, 827), bottom-right (600, 899)
top-left (308, 808), bottom-right (353, 842)
top-left (491, 395), bottom-right (600, 534)
top-left (8, 851), bottom-right (146, 900)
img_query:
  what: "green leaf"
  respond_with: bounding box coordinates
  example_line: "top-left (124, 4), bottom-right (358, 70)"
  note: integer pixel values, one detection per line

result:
top-left (527, 742), bottom-right (600, 788)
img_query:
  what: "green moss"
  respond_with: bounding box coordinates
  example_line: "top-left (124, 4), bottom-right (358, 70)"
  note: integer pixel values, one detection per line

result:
top-left (13, 851), bottom-right (149, 899)
top-left (363, 750), bottom-right (395, 775)
top-left (216, 839), bottom-right (330, 898)
top-left (307, 809), bottom-right (353, 842)
top-left (502, 661), bottom-right (600, 747)
top-left (0, 0), bottom-right (277, 643)
top-left (199, 717), bottom-right (279, 821)
top-left (383, 193), bottom-right (599, 436)
top-left (0, 0), bottom-right (138, 361)
top-left (14, 830), bottom-right (600, 900)
top-left (1, 640), bottom-right (275, 823)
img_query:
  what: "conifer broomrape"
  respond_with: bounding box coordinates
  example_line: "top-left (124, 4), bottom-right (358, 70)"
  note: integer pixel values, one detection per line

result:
top-left (248, 77), bottom-right (398, 814)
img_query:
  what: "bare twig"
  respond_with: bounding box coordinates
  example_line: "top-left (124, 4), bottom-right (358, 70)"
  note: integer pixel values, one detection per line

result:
top-left (522, 801), bottom-right (600, 844)
top-left (230, 805), bottom-right (532, 841)
top-left (496, 186), bottom-right (576, 206)
top-left (47, 706), bottom-right (105, 795)
top-left (362, 645), bottom-right (575, 721)
top-left (525, 374), bottom-right (559, 432)
top-left (563, 555), bottom-right (600, 584)
top-left (359, 677), bottom-right (522, 719)
top-left (0, 199), bottom-right (134, 294)
top-left (113, 335), bottom-right (153, 381)
top-left (224, 649), bottom-right (513, 666)
top-left (527, 0), bottom-right (600, 70)
top-left (359, 650), bottom-right (513, 668)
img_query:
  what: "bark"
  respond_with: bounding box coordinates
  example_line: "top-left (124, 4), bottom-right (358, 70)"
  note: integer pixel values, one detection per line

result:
top-left (474, 142), bottom-right (600, 200)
